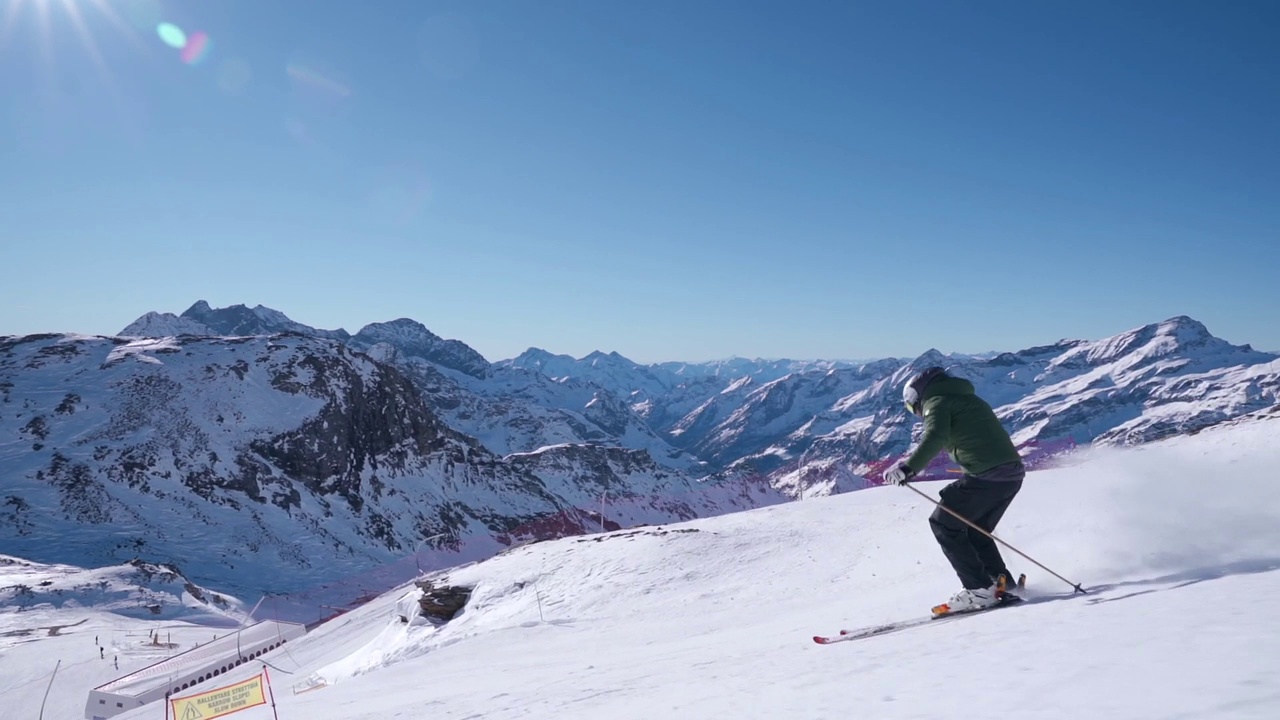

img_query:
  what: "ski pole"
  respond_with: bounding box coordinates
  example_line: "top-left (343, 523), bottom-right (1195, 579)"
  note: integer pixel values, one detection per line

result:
top-left (902, 482), bottom-right (1087, 594)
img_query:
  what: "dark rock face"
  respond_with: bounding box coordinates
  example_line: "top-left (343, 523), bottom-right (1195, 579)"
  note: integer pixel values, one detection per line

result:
top-left (413, 579), bottom-right (472, 622)
top-left (246, 348), bottom-right (461, 513)
top-left (38, 451), bottom-right (114, 524)
top-left (573, 526), bottom-right (701, 544)
top-left (505, 444), bottom-right (677, 496)
top-left (580, 390), bottom-right (634, 438)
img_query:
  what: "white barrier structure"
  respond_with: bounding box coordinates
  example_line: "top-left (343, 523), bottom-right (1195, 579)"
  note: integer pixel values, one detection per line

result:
top-left (85, 620), bottom-right (305, 720)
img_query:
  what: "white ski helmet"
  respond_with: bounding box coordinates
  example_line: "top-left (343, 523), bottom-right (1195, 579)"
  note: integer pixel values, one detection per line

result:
top-left (902, 366), bottom-right (947, 416)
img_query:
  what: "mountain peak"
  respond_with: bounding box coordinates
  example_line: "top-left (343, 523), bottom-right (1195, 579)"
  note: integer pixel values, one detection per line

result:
top-left (583, 350), bottom-right (635, 365)
top-left (1046, 314), bottom-right (1258, 372)
top-left (351, 319), bottom-right (489, 379)
top-left (1155, 315), bottom-right (1211, 340)
top-left (909, 348), bottom-right (949, 368)
top-left (119, 312), bottom-right (213, 338)
top-left (184, 300), bottom-right (213, 315)
top-left (509, 347), bottom-right (572, 366)
top-left (122, 301), bottom-right (350, 340)
top-left (360, 318), bottom-right (441, 339)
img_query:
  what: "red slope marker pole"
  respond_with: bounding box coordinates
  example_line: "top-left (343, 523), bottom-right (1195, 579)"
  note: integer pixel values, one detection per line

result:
top-left (264, 667), bottom-right (280, 720)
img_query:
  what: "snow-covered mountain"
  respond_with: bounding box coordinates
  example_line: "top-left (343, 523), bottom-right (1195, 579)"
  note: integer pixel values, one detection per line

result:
top-left (349, 319), bottom-right (489, 380)
top-left (112, 303), bottom-right (1280, 499)
top-left (503, 349), bottom-right (864, 387)
top-left (996, 316), bottom-right (1279, 445)
top-left (348, 323), bottom-right (705, 472)
top-left (498, 348), bottom-right (865, 427)
top-left (118, 312), bottom-right (216, 338)
top-left (120, 304), bottom-right (701, 473)
top-left (5, 417), bottom-right (1279, 720)
top-left (510, 316), bottom-right (1277, 491)
top-left (501, 348), bottom-right (674, 399)
top-left (668, 359), bottom-right (906, 467)
top-left (0, 333), bottom-right (777, 601)
top-left (25, 302), bottom-right (1274, 603)
top-left (0, 555), bottom-right (248, 624)
top-left (711, 316), bottom-right (1279, 485)
top-left (120, 300), bottom-right (352, 341)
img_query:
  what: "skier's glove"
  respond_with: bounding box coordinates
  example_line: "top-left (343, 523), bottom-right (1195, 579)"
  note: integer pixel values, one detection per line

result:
top-left (883, 463), bottom-right (916, 486)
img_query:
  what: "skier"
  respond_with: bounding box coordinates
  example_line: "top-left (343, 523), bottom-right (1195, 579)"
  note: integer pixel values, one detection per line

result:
top-left (883, 366), bottom-right (1026, 613)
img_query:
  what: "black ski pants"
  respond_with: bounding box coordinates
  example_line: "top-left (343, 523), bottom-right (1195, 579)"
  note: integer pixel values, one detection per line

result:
top-left (928, 461), bottom-right (1025, 590)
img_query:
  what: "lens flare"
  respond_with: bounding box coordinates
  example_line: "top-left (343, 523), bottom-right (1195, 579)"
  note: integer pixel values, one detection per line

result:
top-left (180, 31), bottom-right (210, 64)
top-left (156, 22), bottom-right (185, 48)
top-left (286, 62), bottom-right (351, 100)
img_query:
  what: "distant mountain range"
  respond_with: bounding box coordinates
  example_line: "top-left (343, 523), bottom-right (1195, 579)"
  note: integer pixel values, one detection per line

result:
top-left (1, 300), bottom-right (1275, 605)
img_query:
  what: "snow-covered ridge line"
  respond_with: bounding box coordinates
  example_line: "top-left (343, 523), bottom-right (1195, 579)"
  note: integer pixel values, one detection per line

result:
top-left (5, 304), bottom-right (1275, 611)
top-left (114, 304), bottom-right (1279, 496)
top-left (0, 333), bottom-right (773, 607)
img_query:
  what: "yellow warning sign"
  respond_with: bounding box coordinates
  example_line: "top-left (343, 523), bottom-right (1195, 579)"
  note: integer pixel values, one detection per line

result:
top-left (170, 673), bottom-right (267, 720)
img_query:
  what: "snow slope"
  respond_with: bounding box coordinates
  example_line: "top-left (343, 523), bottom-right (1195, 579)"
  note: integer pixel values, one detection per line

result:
top-left (5, 415), bottom-right (1278, 720)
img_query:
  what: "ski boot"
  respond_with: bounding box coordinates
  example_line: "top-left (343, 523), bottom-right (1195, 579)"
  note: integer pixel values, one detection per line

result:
top-left (931, 585), bottom-right (1000, 617)
top-left (996, 572), bottom-right (1026, 599)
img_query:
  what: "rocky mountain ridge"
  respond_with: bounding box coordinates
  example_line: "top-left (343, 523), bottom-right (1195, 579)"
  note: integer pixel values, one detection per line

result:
top-left (0, 333), bottom-right (778, 603)
top-left (115, 303), bottom-right (1280, 491)
top-left (7, 303), bottom-right (1273, 607)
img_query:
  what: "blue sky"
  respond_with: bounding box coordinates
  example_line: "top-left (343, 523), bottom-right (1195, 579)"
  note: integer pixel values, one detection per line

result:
top-left (2, 0), bottom-right (1277, 362)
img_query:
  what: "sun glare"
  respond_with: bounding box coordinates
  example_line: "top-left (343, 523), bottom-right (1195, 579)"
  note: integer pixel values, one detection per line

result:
top-left (59, 0), bottom-right (114, 84)
top-left (0, 0), bottom-right (166, 143)
top-left (1, 0), bottom-right (141, 80)
top-left (2, 0), bottom-right (165, 72)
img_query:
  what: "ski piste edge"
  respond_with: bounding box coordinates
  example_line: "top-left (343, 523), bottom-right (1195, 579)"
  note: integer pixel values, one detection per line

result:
top-left (812, 594), bottom-right (1025, 645)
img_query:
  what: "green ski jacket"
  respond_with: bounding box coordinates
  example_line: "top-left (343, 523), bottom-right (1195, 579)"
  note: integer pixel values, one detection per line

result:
top-left (904, 376), bottom-right (1022, 476)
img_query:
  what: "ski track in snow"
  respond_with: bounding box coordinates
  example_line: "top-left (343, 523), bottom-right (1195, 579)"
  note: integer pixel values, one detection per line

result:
top-left (3, 418), bottom-right (1280, 719)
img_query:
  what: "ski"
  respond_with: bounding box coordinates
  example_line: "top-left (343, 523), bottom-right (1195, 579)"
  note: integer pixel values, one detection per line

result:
top-left (812, 593), bottom-right (1024, 645)
top-left (812, 617), bottom-right (933, 644)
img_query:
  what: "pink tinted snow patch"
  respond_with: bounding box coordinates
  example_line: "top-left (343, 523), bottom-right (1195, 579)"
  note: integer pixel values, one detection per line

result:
top-left (495, 510), bottom-right (620, 546)
top-left (863, 437), bottom-right (1079, 486)
top-left (495, 473), bottom-right (788, 546)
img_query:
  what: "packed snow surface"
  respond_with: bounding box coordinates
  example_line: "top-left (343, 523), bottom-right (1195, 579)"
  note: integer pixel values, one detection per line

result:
top-left (3, 417), bottom-right (1279, 719)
